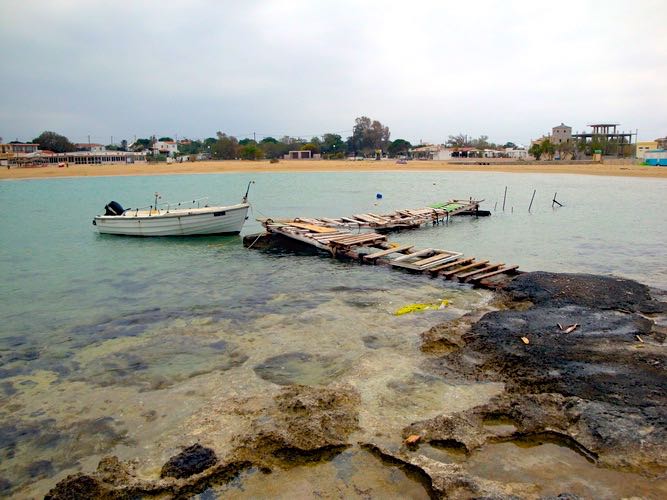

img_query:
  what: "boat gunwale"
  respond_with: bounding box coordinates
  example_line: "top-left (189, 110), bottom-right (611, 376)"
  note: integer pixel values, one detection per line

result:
top-left (94, 202), bottom-right (249, 221)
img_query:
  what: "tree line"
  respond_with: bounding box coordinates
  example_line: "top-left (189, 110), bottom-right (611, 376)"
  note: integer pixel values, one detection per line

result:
top-left (22, 117), bottom-right (407, 159)
top-left (24, 118), bottom-right (541, 160)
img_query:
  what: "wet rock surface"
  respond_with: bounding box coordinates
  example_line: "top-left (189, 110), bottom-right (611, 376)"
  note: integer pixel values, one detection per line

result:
top-left (160, 444), bottom-right (217, 479)
top-left (362, 442), bottom-right (539, 499)
top-left (418, 272), bottom-right (667, 477)
top-left (504, 271), bottom-right (667, 313)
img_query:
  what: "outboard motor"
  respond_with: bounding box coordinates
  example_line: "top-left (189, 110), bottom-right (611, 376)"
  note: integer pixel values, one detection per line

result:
top-left (104, 201), bottom-right (125, 216)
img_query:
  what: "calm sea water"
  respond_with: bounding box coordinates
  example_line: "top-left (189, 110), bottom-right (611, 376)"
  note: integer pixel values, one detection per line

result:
top-left (1, 171), bottom-right (666, 497)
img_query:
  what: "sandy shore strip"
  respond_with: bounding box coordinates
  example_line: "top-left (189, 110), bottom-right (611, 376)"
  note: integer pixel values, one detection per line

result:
top-left (2, 159), bottom-right (666, 180)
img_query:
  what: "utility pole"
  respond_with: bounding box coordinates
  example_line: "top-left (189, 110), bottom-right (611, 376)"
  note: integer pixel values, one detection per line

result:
top-left (253, 132), bottom-right (256, 142)
top-left (87, 134), bottom-right (91, 146)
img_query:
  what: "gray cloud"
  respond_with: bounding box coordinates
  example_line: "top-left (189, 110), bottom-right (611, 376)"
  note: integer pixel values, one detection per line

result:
top-left (1, 0), bottom-right (665, 145)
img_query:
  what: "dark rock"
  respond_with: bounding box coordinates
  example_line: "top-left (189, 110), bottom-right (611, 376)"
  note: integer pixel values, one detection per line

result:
top-left (160, 444), bottom-right (218, 479)
top-left (456, 305), bottom-right (662, 407)
top-left (503, 272), bottom-right (667, 313)
top-left (44, 474), bottom-right (113, 500)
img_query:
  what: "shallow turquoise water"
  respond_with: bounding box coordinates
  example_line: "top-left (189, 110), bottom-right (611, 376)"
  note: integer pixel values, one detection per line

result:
top-left (0, 171), bottom-right (666, 496)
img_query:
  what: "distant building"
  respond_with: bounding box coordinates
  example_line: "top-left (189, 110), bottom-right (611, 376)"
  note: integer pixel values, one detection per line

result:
top-left (75, 143), bottom-right (105, 152)
top-left (636, 141), bottom-right (658, 159)
top-left (410, 144), bottom-right (452, 160)
top-left (571, 123), bottom-right (635, 157)
top-left (0, 143), bottom-right (39, 154)
top-left (551, 123), bottom-right (572, 144)
top-left (152, 140), bottom-right (178, 156)
top-left (655, 136), bottom-right (667, 149)
top-left (505, 148), bottom-right (528, 159)
top-left (284, 150), bottom-right (317, 160)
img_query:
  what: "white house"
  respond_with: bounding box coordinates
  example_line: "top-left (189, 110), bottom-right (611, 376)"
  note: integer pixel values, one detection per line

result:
top-left (153, 140), bottom-right (179, 156)
top-left (505, 148), bottom-right (528, 159)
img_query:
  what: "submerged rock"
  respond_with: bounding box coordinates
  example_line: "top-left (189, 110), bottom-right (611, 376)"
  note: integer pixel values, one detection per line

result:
top-left (253, 351), bottom-right (349, 386)
top-left (160, 444), bottom-right (218, 479)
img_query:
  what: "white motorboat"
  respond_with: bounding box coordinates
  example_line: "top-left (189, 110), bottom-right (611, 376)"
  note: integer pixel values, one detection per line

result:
top-left (93, 182), bottom-right (253, 236)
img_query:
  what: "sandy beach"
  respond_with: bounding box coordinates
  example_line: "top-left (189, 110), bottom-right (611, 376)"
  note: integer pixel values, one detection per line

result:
top-left (2, 159), bottom-right (666, 180)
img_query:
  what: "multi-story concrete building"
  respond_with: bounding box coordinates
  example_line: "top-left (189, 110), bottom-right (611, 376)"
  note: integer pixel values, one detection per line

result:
top-left (551, 123), bottom-right (572, 144)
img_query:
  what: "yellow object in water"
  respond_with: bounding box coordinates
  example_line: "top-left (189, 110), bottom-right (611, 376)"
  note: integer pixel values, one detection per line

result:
top-left (394, 299), bottom-right (450, 316)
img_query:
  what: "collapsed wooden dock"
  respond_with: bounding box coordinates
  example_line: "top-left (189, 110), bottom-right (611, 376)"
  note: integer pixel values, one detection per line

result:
top-left (261, 199), bottom-right (486, 233)
top-left (247, 216), bottom-right (520, 289)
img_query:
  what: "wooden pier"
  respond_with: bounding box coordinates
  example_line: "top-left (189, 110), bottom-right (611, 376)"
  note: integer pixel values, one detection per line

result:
top-left (262, 199), bottom-right (486, 233)
top-left (247, 216), bottom-right (520, 289)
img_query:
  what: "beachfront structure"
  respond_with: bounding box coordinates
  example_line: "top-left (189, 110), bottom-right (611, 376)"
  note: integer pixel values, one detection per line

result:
top-left (636, 141), bottom-right (658, 159)
top-left (644, 150), bottom-right (667, 166)
top-left (6, 150), bottom-right (147, 166)
top-left (0, 143), bottom-right (39, 155)
top-left (284, 150), bottom-right (320, 160)
top-left (410, 144), bottom-right (453, 160)
top-left (571, 123), bottom-right (635, 157)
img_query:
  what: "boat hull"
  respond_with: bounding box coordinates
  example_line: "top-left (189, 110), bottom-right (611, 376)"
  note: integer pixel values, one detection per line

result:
top-left (94, 204), bottom-right (249, 236)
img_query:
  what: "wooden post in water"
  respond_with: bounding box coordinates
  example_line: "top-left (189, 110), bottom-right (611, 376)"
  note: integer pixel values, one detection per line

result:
top-left (502, 186), bottom-right (507, 211)
top-left (528, 189), bottom-right (536, 212)
top-left (552, 192), bottom-right (563, 207)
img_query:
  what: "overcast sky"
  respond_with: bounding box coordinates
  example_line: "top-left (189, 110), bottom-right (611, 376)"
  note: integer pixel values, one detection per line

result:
top-left (1, 0), bottom-right (665, 146)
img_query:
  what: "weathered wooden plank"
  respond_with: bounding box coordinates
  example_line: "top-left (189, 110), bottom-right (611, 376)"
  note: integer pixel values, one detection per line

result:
top-left (363, 245), bottom-right (414, 261)
top-left (340, 216), bottom-right (364, 224)
top-left (330, 233), bottom-right (384, 244)
top-left (286, 222), bottom-right (338, 233)
top-left (353, 213), bottom-right (383, 223)
top-left (318, 217), bottom-right (345, 225)
top-left (429, 257), bottom-right (475, 273)
top-left (442, 260), bottom-right (489, 278)
top-left (472, 265), bottom-right (519, 281)
top-left (330, 234), bottom-right (386, 247)
top-left (311, 231), bottom-right (349, 240)
top-left (419, 255), bottom-right (462, 269)
top-left (458, 263), bottom-right (504, 281)
top-left (412, 252), bottom-right (458, 267)
top-left (392, 248), bottom-right (434, 262)
top-left (389, 260), bottom-right (424, 271)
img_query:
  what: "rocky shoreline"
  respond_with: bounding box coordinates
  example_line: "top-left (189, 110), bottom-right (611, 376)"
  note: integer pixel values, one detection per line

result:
top-left (45, 272), bottom-right (667, 499)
